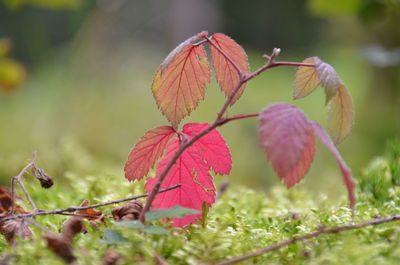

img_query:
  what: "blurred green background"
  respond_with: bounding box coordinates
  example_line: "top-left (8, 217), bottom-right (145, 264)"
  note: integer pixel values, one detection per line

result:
top-left (0, 0), bottom-right (399, 200)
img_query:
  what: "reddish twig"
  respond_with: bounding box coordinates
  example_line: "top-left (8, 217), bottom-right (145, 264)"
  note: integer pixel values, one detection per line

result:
top-left (209, 214), bottom-right (400, 265)
top-left (139, 46), bottom-right (317, 222)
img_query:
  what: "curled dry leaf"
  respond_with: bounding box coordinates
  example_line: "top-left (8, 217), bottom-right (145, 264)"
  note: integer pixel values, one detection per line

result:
top-left (31, 166), bottom-right (54, 189)
top-left (210, 33), bottom-right (249, 105)
top-left (62, 217), bottom-right (84, 243)
top-left (112, 200), bottom-right (143, 222)
top-left (258, 103), bottom-right (315, 188)
top-left (0, 219), bottom-right (32, 244)
top-left (103, 249), bottom-right (123, 265)
top-left (152, 31), bottom-right (210, 128)
top-left (124, 126), bottom-right (175, 182)
top-left (44, 234), bottom-right (76, 264)
top-left (0, 187), bottom-right (27, 214)
top-left (76, 200), bottom-right (105, 228)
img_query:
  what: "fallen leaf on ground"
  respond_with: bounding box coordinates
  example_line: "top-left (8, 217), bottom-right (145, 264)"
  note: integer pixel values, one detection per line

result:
top-left (111, 200), bottom-right (143, 222)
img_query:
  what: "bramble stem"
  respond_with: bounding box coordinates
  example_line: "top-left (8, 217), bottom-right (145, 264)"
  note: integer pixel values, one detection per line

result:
top-left (209, 214), bottom-right (400, 265)
top-left (139, 44), bottom-right (317, 222)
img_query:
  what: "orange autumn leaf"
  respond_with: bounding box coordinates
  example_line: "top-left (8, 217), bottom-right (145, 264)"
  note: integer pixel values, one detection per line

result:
top-left (327, 83), bottom-right (354, 145)
top-left (210, 33), bottom-right (249, 105)
top-left (152, 32), bottom-right (210, 129)
top-left (76, 200), bottom-right (105, 227)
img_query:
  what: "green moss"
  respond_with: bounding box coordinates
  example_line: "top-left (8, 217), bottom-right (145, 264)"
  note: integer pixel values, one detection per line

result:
top-left (1, 139), bottom-right (400, 264)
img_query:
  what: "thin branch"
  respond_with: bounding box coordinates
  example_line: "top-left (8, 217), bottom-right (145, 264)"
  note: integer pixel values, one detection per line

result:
top-left (210, 214), bottom-right (400, 265)
top-left (139, 47), bottom-right (317, 222)
top-left (219, 113), bottom-right (259, 126)
top-left (11, 152), bottom-right (38, 213)
top-left (0, 184), bottom-right (181, 223)
top-left (244, 61), bottom-right (315, 82)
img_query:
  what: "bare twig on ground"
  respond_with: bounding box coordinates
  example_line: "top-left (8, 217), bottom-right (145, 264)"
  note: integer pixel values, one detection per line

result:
top-left (0, 184), bottom-right (181, 223)
top-left (209, 214), bottom-right (400, 265)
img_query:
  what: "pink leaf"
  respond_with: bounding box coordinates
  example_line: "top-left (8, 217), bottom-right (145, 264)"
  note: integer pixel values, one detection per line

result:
top-left (183, 123), bottom-right (232, 175)
top-left (315, 58), bottom-right (341, 104)
top-left (124, 126), bottom-right (176, 182)
top-left (258, 103), bottom-right (315, 187)
top-left (312, 122), bottom-right (356, 209)
top-left (210, 33), bottom-right (249, 105)
top-left (145, 139), bottom-right (215, 227)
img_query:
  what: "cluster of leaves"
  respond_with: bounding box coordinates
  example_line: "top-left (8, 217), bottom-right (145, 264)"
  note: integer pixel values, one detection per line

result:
top-left (124, 31), bottom-right (355, 227)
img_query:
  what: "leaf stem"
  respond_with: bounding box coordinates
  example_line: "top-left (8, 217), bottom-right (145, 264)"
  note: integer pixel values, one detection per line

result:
top-left (209, 214), bottom-right (400, 265)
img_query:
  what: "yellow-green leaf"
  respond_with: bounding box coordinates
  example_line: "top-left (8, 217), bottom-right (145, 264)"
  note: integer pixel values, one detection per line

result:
top-left (293, 57), bottom-right (321, 99)
top-left (327, 83), bottom-right (354, 145)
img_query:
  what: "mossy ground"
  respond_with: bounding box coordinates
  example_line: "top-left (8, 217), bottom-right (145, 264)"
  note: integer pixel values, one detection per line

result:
top-left (1, 139), bottom-right (399, 265)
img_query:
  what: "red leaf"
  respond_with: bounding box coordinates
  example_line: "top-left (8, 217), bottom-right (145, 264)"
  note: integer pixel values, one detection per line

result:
top-left (145, 139), bottom-right (216, 227)
top-left (183, 123), bottom-right (232, 175)
top-left (312, 122), bottom-right (356, 209)
top-left (124, 126), bottom-right (176, 181)
top-left (210, 33), bottom-right (249, 105)
top-left (258, 103), bottom-right (315, 187)
top-left (152, 32), bottom-right (210, 128)
top-left (327, 83), bottom-right (354, 145)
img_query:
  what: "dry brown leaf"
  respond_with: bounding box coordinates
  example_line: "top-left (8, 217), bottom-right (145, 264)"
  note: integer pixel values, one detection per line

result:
top-left (0, 187), bottom-right (27, 214)
top-left (0, 219), bottom-right (32, 244)
top-left (44, 234), bottom-right (76, 264)
top-left (62, 217), bottom-right (84, 243)
top-left (76, 200), bottom-right (105, 228)
top-left (111, 200), bottom-right (143, 222)
top-left (31, 167), bottom-right (54, 189)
